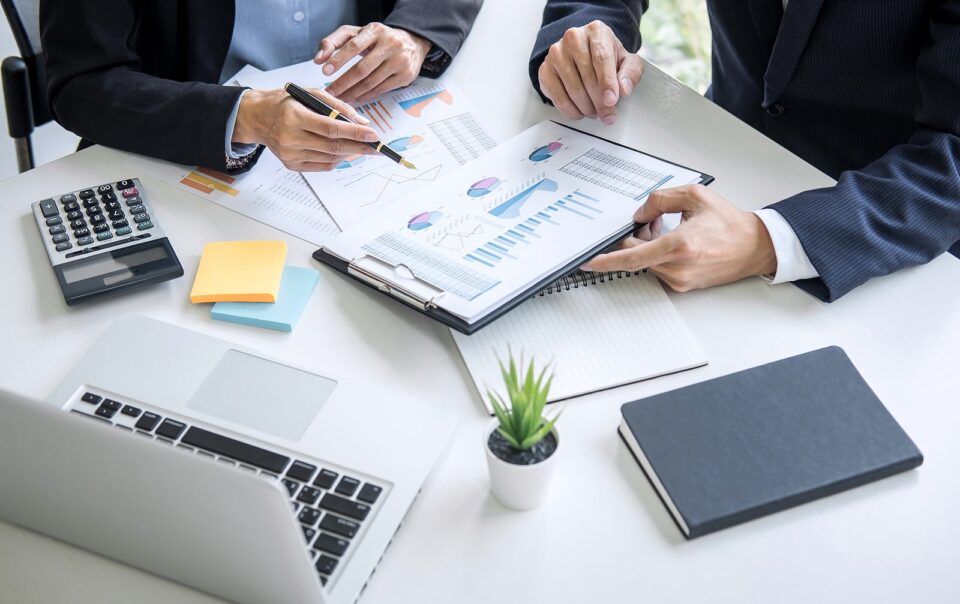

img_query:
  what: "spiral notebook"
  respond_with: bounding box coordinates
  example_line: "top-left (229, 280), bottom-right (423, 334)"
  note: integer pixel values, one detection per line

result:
top-left (451, 271), bottom-right (709, 413)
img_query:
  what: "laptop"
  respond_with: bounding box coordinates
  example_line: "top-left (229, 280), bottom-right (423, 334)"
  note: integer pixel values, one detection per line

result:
top-left (0, 315), bottom-right (456, 604)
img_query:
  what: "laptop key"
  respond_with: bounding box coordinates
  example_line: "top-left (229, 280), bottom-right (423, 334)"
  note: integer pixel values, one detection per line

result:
top-left (298, 507), bottom-right (321, 527)
top-left (335, 476), bottom-right (360, 497)
top-left (314, 533), bottom-right (349, 557)
top-left (357, 483), bottom-right (383, 504)
top-left (81, 392), bottom-right (102, 405)
top-left (319, 493), bottom-right (370, 521)
top-left (297, 486), bottom-right (321, 505)
top-left (180, 427), bottom-right (290, 474)
top-left (155, 419), bottom-right (187, 440)
top-left (135, 412), bottom-right (161, 431)
top-left (282, 479), bottom-right (300, 498)
top-left (95, 399), bottom-right (122, 419)
top-left (313, 469), bottom-right (338, 490)
top-left (286, 460), bottom-right (317, 482)
top-left (319, 514), bottom-right (359, 539)
top-left (302, 526), bottom-right (317, 543)
top-left (121, 405), bottom-right (142, 417)
top-left (316, 555), bottom-right (338, 576)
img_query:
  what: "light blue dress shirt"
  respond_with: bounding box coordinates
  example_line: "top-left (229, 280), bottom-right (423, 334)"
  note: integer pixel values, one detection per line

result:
top-left (222, 0), bottom-right (358, 159)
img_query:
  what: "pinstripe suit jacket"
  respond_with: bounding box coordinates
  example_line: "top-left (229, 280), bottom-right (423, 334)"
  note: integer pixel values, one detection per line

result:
top-left (530, 0), bottom-right (960, 302)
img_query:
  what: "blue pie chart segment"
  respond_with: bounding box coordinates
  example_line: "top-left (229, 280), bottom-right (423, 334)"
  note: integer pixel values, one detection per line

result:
top-left (467, 177), bottom-right (502, 198)
top-left (529, 141), bottom-right (563, 162)
top-left (407, 210), bottom-right (443, 231)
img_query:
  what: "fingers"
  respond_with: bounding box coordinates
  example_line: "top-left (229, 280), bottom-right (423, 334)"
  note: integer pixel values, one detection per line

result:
top-left (284, 160), bottom-right (342, 173)
top-left (315, 25), bottom-right (359, 63)
top-left (617, 53), bottom-right (644, 98)
top-left (355, 73), bottom-right (408, 103)
top-left (554, 29), bottom-right (597, 118)
top-left (327, 51), bottom-right (387, 99)
top-left (538, 62), bottom-right (584, 120)
top-left (323, 25), bottom-right (377, 79)
top-left (633, 184), bottom-right (710, 223)
top-left (583, 234), bottom-right (678, 272)
top-left (585, 22), bottom-right (620, 124)
top-left (306, 87), bottom-right (369, 125)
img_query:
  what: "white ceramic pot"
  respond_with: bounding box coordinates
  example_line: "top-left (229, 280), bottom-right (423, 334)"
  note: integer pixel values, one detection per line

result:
top-left (484, 419), bottom-right (560, 511)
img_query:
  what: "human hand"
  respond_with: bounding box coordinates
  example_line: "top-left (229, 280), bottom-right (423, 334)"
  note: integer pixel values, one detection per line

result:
top-left (538, 21), bottom-right (644, 124)
top-left (583, 185), bottom-right (778, 291)
top-left (232, 87), bottom-right (379, 172)
top-left (316, 23), bottom-right (432, 102)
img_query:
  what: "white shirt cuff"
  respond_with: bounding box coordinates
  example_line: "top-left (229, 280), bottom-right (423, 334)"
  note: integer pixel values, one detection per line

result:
top-left (753, 208), bottom-right (820, 284)
top-left (225, 89), bottom-right (259, 160)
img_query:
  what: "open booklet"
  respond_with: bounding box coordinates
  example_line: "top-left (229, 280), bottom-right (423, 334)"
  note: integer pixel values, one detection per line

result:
top-left (315, 120), bottom-right (713, 334)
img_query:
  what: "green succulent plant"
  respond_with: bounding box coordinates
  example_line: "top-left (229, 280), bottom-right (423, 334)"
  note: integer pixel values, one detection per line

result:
top-left (487, 353), bottom-right (561, 450)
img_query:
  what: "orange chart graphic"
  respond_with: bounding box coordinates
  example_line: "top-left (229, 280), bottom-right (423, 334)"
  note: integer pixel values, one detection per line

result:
top-left (181, 166), bottom-right (241, 196)
top-left (357, 101), bottom-right (394, 132)
top-left (394, 87), bottom-right (454, 118)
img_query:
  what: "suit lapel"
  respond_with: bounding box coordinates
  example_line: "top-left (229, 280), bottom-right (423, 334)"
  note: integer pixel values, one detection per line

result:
top-left (746, 0), bottom-right (784, 59)
top-left (762, 0), bottom-right (825, 107)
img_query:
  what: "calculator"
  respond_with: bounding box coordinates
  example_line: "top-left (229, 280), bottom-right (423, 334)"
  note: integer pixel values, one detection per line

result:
top-left (31, 178), bottom-right (183, 305)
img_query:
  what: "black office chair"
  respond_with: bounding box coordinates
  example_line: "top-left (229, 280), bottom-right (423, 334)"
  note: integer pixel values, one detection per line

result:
top-left (1, 0), bottom-right (50, 173)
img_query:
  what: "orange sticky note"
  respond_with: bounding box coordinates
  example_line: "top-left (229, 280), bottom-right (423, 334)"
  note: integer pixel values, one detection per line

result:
top-left (189, 240), bottom-right (287, 303)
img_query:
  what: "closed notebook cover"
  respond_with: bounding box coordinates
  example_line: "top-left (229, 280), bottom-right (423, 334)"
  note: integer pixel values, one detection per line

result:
top-left (190, 240), bottom-right (287, 303)
top-left (619, 346), bottom-right (923, 539)
top-left (210, 265), bottom-right (320, 332)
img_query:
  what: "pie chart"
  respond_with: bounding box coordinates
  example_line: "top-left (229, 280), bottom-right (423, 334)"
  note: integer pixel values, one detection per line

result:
top-left (529, 141), bottom-right (563, 162)
top-left (388, 135), bottom-right (425, 153)
top-left (407, 210), bottom-right (443, 231)
top-left (467, 177), bottom-right (501, 198)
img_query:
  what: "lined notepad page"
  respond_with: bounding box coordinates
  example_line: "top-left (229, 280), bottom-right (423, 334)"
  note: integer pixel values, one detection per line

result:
top-left (450, 272), bottom-right (708, 413)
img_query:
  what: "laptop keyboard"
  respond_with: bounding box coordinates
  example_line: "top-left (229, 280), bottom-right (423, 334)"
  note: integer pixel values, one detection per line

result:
top-left (68, 388), bottom-right (388, 589)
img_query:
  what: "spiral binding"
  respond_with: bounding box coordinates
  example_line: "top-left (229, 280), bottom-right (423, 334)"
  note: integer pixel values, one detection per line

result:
top-left (534, 270), bottom-right (643, 297)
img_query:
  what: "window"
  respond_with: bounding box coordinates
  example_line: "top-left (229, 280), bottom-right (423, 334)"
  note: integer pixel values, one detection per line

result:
top-left (639, 0), bottom-right (712, 94)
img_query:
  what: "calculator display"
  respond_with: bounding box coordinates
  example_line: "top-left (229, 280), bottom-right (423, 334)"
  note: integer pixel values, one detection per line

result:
top-left (60, 246), bottom-right (169, 284)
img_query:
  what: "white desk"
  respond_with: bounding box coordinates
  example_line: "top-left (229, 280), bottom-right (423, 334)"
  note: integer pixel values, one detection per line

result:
top-left (2, 1), bottom-right (958, 602)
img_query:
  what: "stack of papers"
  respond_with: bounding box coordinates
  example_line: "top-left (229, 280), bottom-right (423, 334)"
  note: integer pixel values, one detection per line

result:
top-left (189, 240), bottom-right (318, 332)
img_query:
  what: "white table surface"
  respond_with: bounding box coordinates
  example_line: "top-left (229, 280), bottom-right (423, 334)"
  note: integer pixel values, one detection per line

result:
top-left (2, 1), bottom-right (959, 602)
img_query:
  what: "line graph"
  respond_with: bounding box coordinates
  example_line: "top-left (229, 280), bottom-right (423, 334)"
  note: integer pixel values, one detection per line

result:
top-left (433, 223), bottom-right (485, 251)
top-left (344, 164), bottom-right (443, 207)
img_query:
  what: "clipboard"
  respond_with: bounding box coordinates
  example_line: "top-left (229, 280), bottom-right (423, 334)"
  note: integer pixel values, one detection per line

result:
top-left (313, 122), bottom-right (714, 335)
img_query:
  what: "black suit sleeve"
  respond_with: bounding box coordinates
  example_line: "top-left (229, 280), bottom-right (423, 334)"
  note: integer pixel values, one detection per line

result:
top-left (528, 0), bottom-right (646, 100)
top-left (383, 0), bottom-right (484, 77)
top-left (771, 2), bottom-right (960, 302)
top-left (40, 0), bottom-right (246, 172)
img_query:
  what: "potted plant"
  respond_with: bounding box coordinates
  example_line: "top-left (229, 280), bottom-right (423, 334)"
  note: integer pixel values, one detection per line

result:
top-left (485, 353), bottom-right (562, 510)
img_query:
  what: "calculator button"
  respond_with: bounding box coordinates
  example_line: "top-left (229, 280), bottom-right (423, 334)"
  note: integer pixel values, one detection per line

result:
top-left (133, 213), bottom-right (150, 223)
top-left (104, 200), bottom-right (121, 212)
top-left (116, 179), bottom-right (135, 190)
top-left (97, 184), bottom-right (112, 193)
top-left (55, 242), bottom-right (72, 252)
top-left (121, 187), bottom-right (139, 198)
top-left (128, 204), bottom-right (145, 214)
top-left (60, 193), bottom-right (77, 204)
top-left (63, 201), bottom-right (80, 212)
top-left (137, 221), bottom-right (154, 231)
top-left (124, 195), bottom-right (141, 206)
top-left (74, 227), bottom-right (90, 237)
top-left (70, 219), bottom-right (86, 230)
top-left (39, 199), bottom-right (58, 217)
top-left (77, 236), bottom-right (94, 246)
top-left (90, 214), bottom-right (106, 225)
top-left (93, 223), bottom-right (110, 234)
top-left (83, 197), bottom-right (99, 208)
top-left (112, 219), bottom-right (129, 229)
top-left (52, 233), bottom-right (69, 244)
top-left (108, 210), bottom-right (124, 221)
top-left (79, 189), bottom-right (95, 199)
top-left (45, 216), bottom-right (63, 226)
top-left (96, 231), bottom-right (113, 241)
top-left (115, 226), bottom-right (132, 236)
top-left (66, 210), bottom-right (83, 221)
top-left (49, 224), bottom-right (66, 235)
top-left (99, 190), bottom-right (117, 203)
top-left (86, 206), bottom-right (102, 217)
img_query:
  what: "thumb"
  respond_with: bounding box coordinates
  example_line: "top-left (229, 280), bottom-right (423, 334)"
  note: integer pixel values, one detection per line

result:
top-left (633, 186), bottom-right (700, 223)
top-left (617, 53), bottom-right (644, 98)
top-left (309, 87), bottom-right (369, 125)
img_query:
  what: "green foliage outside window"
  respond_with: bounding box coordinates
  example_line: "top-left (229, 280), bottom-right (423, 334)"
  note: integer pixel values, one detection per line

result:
top-left (638, 0), bottom-right (712, 94)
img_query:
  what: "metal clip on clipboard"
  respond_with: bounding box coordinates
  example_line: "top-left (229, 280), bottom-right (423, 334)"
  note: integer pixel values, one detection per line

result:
top-left (347, 255), bottom-right (446, 311)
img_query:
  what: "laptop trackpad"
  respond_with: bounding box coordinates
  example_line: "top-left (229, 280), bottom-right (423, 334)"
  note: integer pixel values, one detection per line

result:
top-left (186, 350), bottom-right (337, 441)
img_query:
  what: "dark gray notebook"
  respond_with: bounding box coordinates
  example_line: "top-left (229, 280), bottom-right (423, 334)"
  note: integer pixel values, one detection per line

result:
top-left (619, 346), bottom-right (923, 539)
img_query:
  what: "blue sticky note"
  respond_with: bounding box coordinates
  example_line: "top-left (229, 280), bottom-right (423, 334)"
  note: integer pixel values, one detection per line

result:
top-left (211, 266), bottom-right (320, 332)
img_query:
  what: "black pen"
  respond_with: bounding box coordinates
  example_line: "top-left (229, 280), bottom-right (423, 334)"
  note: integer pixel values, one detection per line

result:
top-left (284, 82), bottom-right (417, 170)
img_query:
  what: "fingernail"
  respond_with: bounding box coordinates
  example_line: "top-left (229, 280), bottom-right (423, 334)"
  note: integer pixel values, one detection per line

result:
top-left (356, 115), bottom-right (370, 125)
top-left (603, 90), bottom-right (617, 107)
top-left (323, 64), bottom-right (334, 75)
top-left (621, 78), bottom-right (633, 97)
top-left (602, 114), bottom-right (617, 125)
